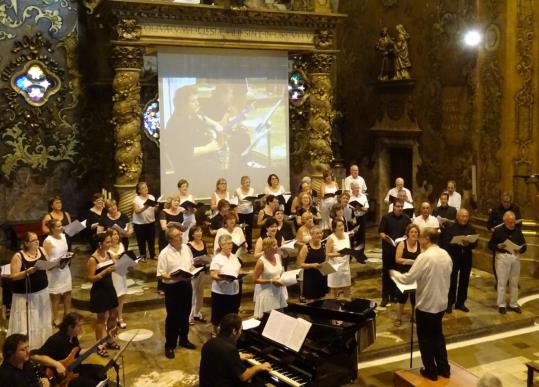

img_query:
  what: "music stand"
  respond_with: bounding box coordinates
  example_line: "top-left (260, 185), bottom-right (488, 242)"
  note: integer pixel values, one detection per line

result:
top-left (390, 275), bottom-right (417, 368)
top-left (105, 330), bottom-right (138, 387)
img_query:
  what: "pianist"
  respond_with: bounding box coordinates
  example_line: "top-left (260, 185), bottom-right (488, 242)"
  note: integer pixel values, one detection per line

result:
top-left (199, 313), bottom-right (271, 387)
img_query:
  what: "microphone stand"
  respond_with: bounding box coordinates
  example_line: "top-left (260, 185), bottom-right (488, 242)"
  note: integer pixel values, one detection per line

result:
top-left (25, 262), bottom-right (31, 339)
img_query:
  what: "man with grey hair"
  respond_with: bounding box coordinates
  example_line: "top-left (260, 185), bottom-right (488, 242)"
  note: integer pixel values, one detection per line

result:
top-left (157, 227), bottom-right (197, 358)
top-left (437, 180), bottom-right (461, 210)
top-left (344, 164), bottom-right (367, 193)
top-left (384, 177), bottom-right (413, 204)
top-left (413, 202), bottom-right (439, 232)
top-left (442, 208), bottom-right (477, 313)
top-left (488, 211), bottom-right (527, 314)
top-left (391, 227), bottom-right (452, 381)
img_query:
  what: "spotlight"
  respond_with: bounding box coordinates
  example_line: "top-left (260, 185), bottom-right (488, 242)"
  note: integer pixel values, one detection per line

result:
top-left (463, 30), bottom-right (482, 47)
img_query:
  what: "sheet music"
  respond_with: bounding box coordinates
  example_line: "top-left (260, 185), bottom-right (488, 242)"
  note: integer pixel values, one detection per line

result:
top-left (111, 223), bottom-right (128, 235)
top-left (114, 254), bottom-right (137, 276)
top-left (390, 272), bottom-right (417, 293)
top-left (450, 234), bottom-right (479, 245)
top-left (34, 260), bottom-right (59, 270)
top-left (1, 264), bottom-right (10, 276)
top-left (96, 259), bottom-right (114, 270)
top-left (280, 269), bottom-right (301, 287)
top-left (318, 261), bottom-right (337, 276)
top-left (63, 219), bottom-right (86, 237)
top-left (242, 318), bottom-right (261, 330)
top-left (503, 239), bottom-right (524, 254)
top-left (280, 239), bottom-right (296, 250)
top-left (262, 310), bottom-right (312, 352)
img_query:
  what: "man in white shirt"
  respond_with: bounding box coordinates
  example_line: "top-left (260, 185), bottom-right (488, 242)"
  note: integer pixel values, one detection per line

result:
top-left (388, 190), bottom-right (415, 218)
top-left (349, 182), bottom-right (369, 259)
top-left (391, 228), bottom-right (452, 381)
top-left (413, 202), bottom-right (440, 232)
top-left (344, 164), bottom-right (367, 193)
top-left (437, 180), bottom-right (461, 211)
top-left (157, 227), bottom-right (197, 358)
top-left (384, 177), bottom-right (413, 204)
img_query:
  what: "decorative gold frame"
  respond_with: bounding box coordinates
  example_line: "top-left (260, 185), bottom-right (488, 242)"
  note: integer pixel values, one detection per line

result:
top-left (10, 59), bottom-right (62, 107)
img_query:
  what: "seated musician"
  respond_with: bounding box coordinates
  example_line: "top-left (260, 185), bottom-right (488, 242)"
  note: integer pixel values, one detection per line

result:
top-left (31, 312), bottom-right (108, 387)
top-left (199, 313), bottom-right (271, 387)
top-left (0, 333), bottom-right (50, 387)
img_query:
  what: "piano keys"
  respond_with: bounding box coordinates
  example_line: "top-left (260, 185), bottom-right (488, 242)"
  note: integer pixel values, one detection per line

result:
top-left (238, 298), bottom-right (376, 387)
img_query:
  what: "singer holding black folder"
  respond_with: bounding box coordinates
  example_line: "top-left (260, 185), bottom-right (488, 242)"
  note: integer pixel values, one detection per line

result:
top-left (86, 231), bottom-right (118, 358)
top-left (7, 232), bottom-right (52, 349)
top-left (156, 227), bottom-right (197, 359)
top-left (132, 182), bottom-right (158, 262)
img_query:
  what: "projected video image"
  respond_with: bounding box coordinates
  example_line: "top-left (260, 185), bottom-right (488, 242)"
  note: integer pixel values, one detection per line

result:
top-left (159, 48), bottom-right (290, 198)
top-left (165, 79), bottom-right (287, 172)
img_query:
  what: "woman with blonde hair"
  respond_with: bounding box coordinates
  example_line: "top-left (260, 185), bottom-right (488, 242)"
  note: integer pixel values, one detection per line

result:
top-left (253, 237), bottom-right (287, 318)
top-left (297, 226), bottom-right (328, 302)
top-left (210, 178), bottom-right (230, 214)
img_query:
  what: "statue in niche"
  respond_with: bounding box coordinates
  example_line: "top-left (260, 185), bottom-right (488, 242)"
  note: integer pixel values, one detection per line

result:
top-left (394, 24), bottom-right (412, 80)
top-left (375, 25), bottom-right (413, 81)
top-left (375, 27), bottom-right (395, 81)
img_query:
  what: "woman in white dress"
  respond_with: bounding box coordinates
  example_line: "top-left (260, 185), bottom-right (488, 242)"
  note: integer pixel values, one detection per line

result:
top-left (210, 234), bottom-right (242, 336)
top-left (235, 175), bottom-right (255, 253)
top-left (43, 219), bottom-right (72, 327)
top-left (325, 219), bottom-right (352, 299)
top-left (210, 178), bottom-right (230, 215)
top-left (320, 170), bottom-right (339, 231)
top-left (253, 237), bottom-right (288, 319)
top-left (177, 178), bottom-right (197, 237)
top-left (8, 232), bottom-right (52, 349)
top-left (108, 228), bottom-right (128, 329)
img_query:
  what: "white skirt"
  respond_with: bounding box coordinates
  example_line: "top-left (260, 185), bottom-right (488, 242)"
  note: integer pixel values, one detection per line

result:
top-left (47, 267), bottom-right (72, 294)
top-left (254, 284), bottom-right (288, 319)
top-left (327, 256), bottom-right (351, 288)
top-left (112, 272), bottom-right (127, 297)
top-left (8, 288), bottom-right (52, 349)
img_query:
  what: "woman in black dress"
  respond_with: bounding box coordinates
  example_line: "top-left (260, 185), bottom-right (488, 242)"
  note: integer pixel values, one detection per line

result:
top-left (41, 196), bottom-right (72, 248)
top-left (158, 196), bottom-right (184, 251)
top-left (98, 199), bottom-right (133, 250)
top-left (86, 231), bottom-right (119, 357)
top-left (393, 223), bottom-right (421, 327)
top-left (297, 225), bottom-right (328, 302)
top-left (87, 193), bottom-right (105, 250)
top-left (188, 226), bottom-right (209, 324)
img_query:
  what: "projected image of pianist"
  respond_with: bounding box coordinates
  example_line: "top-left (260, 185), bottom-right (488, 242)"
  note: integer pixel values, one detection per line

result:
top-left (167, 85), bottom-right (225, 169)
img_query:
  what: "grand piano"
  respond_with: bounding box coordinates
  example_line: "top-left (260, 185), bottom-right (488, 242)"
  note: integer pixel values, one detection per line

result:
top-left (238, 298), bottom-right (377, 387)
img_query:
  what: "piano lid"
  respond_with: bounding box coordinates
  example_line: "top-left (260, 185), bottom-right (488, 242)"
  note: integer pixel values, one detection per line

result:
top-left (285, 298), bottom-right (377, 324)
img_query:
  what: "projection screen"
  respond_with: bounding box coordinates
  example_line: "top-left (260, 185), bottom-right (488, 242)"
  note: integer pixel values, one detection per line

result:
top-left (158, 47), bottom-right (290, 199)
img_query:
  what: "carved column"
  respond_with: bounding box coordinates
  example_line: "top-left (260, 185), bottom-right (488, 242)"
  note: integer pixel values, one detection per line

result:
top-left (111, 19), bottom-right (144, 217)
top-left (305, 52), bottom-right (337, 188)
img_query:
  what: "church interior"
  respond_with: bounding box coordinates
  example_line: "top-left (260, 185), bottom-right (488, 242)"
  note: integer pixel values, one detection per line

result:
top-left (0, 0), bottom-right (538, 386)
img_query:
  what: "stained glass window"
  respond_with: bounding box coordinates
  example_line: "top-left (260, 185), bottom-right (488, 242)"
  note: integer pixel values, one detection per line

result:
top-left (11, 61), bottom-right (60, 106)
top-left (143, 98), bottom-right (160, 145)
top-left (288, 70), bottom-right (308, 102)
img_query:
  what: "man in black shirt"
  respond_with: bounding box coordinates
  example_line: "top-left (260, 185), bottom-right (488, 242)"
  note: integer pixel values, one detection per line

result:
top-left (486, 192), bottom-right (522, 286)
top-left (0, 333), bottom-right (49, 387)
top-left (378, 199), bottom-right (412, 307)
top-left (433, 192), bottom-right (457, 240)
top-left (199, 313), bottom-right (271, 387)
top-left (488, 211), bottom-right (527, 314)
top-left (32, 312), bottom-right (108, 387)
top-left (442, 209), bottom-right (477, 313)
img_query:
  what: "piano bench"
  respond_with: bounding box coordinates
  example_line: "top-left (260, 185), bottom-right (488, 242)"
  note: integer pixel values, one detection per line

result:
top-left (527, 361), bottom-right (539, 387)
top-left (394, 361), bottom-right (478, 386)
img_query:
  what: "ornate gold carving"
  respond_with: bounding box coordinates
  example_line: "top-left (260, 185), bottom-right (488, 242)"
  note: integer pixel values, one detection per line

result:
top-left (10, 60), bottom-right (61, 107)
top-left (289, 53), bottom-right (336, 175)
top-left (104, 1), bottom-right (345, 30)
top-left (111, 42), bottom-right (143, 217)
top-left (0, 32), bottom-right (79, 176)
top-left (112, 46), bottom-right (144, 69)
top-left (114, 18), bottom-right (141, 41)
top-left (513, 0), bottom-right (535, 214)
top-left (314, 30), bottom-right (334, 49)
top-left (0, 3), bottom-right (63, 33)
top-left (81, 0), bottom-right (104, 15)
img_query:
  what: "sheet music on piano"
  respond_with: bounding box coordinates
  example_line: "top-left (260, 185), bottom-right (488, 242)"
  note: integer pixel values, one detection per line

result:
top-left (262, 310), bottom-right (312, 352)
